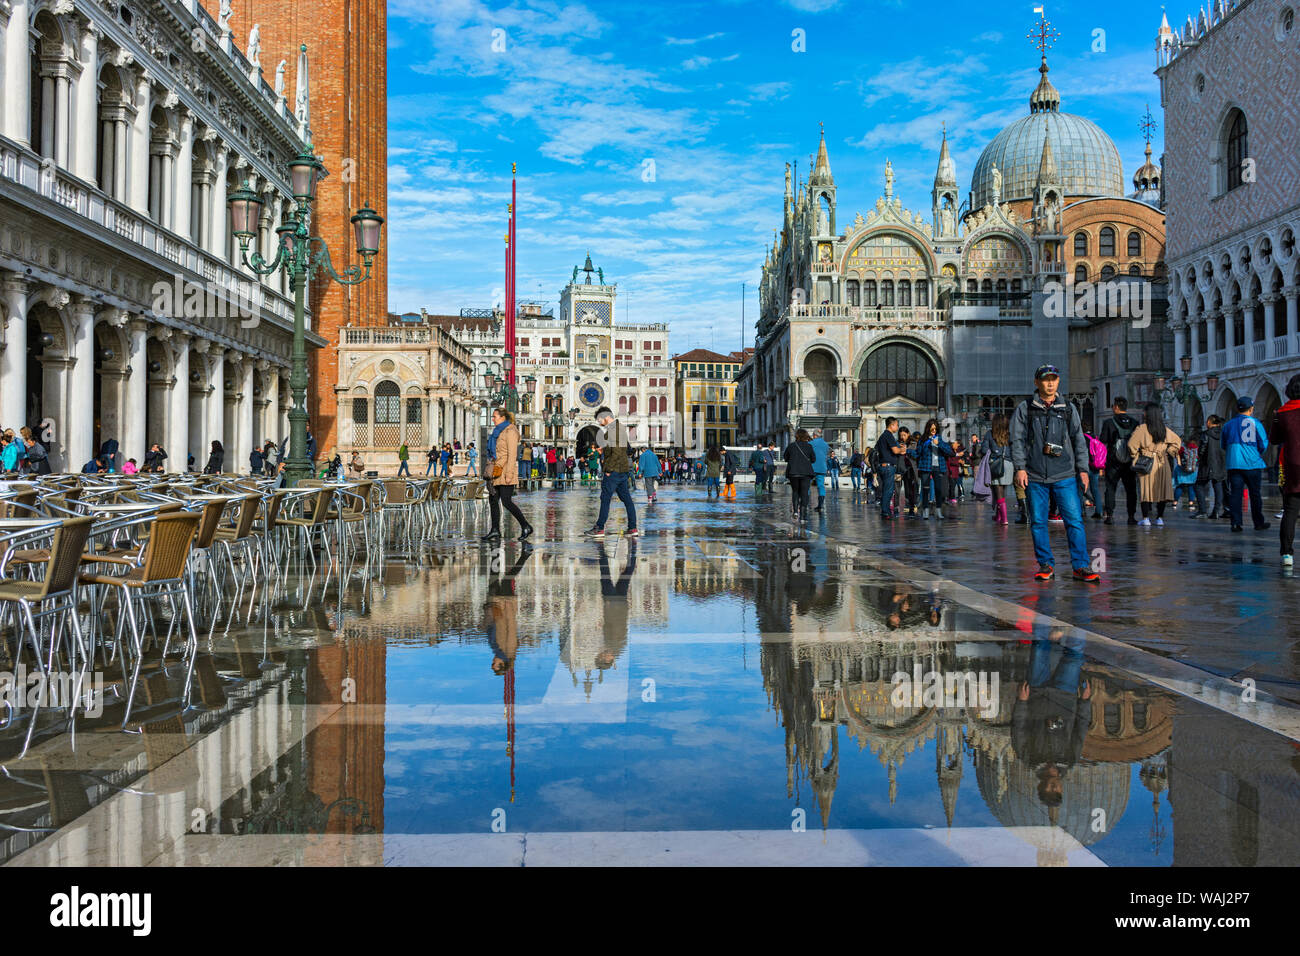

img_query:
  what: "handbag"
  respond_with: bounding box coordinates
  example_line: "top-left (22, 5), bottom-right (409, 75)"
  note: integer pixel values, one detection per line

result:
top-left (1133, 454), bottom-right (1154, 475)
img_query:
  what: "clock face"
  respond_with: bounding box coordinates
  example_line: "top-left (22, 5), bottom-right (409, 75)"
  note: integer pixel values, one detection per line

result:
top-left (580, 383), bottom-right (604, 407)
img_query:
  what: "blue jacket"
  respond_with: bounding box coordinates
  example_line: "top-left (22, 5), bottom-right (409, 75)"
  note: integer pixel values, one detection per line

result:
top-left (637, 449), bottom-right (661, 476)
top-left (916, 435), bottom-right (953, 472)
top-left (1221, 413), bottom-right (1268, 471)
top-left (809, 437), bottom-right (829, 475)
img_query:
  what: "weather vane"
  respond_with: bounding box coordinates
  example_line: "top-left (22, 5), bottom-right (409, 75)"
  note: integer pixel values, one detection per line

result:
top-left (1027, 6), bottom-right (1060, 55)
top-left (1140, 103), bottom-right (1158, 145)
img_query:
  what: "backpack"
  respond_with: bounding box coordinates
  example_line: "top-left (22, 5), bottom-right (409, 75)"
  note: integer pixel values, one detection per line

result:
top-left (987, 442), bottom-right (1005, 476)
top-left (1087, 434), bottom-right (1108, 470)
top-left (1181, 443), bottom-right (1200, 474)
top-left (1111, 417), bottom-right (1136, 466)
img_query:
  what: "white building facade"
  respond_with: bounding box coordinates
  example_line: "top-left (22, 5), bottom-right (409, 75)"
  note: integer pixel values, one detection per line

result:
top-left (513, 257), bottom-right (676, 455)
top-left (0, 0), bottom-right (319, 472)
top-left (1157, 0), bottom-right (1300, 426)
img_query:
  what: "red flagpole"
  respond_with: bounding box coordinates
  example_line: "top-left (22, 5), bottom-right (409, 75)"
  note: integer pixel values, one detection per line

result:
top-left (508, 164), bottom-right (517, 387)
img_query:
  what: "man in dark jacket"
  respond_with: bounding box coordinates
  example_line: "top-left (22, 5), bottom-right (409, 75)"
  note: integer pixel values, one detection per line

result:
top-left (1010, 365), bottom-right (1099, 582)
top-left (1013, 629), bottom-right (1092, 816)
top-left (1194, 415), bottom-right (1228, 518)
top-left (585, 407), bottom-right (637, 538)
top-left (874, 418), bottom-right (905, 518)
top-left (1097, 396), bottom-right (1141, 525)
top-left (748, 447), bottom-right (767, 494)
top-left (143, 443), bottom-right (168, 473)
top-left (1269, 374), bottom-right (1300, 565)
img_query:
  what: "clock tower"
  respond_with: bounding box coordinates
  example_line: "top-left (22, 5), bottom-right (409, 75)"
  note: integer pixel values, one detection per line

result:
top-left (561, 251), bottom-right (617, 328)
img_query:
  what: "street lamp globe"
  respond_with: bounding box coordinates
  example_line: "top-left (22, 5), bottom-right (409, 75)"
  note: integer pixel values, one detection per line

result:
top-left (350, 204), bottom-right (384, 258)
top-left (1180, 354), bottom-right (1193, 375)
top-left (1155, 374), bottom-right (1167, 392)
top-left (228, 183), bottom-right (263, 243)
top-left (276, 222), bottom-right (297, 258)
top-left (287, 148), bottom-right (325, 202)
top-left (1207, 373), bottom-right (1220, 393)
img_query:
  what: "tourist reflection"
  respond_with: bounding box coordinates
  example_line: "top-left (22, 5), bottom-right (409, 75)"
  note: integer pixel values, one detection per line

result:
top-left (486, 545), bottom-right (532, 675)
top-left (1014, 627), bottom-right (1091, 812)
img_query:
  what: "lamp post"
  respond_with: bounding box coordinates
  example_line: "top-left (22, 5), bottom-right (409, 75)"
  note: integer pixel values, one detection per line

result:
top-left (485, 370), bottom-right (534, 415)
top-left (228, 137), bottom-right (383, 484)
top-left (1155, 355), bottom-right (1218, 435)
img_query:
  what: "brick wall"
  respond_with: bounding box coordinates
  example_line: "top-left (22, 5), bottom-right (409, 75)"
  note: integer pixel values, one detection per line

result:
top-left (203, 0), bottom-right (389, 455)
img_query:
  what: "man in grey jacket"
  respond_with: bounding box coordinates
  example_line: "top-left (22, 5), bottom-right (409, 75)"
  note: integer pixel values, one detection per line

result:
top-left (1010, 365), bottom-right (1100, 583)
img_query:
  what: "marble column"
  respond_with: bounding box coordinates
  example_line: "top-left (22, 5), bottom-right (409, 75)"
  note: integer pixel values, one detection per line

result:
top-left (113, 117), bottom-right (128, 199)
top-left (238, 359), bottom-right (255, 472)
top-left (122, 318), bottom-right (149, 460)
top-left (1243, 300), bottom-right (1256, 347)
top-left (66, 298), bottom-right (97, 469)
top-left (1173, 323), bottom-right (1187, 361)
top-left (1287, 289), bottom-right (1299, 343)
top-left (1206, 313), bottom-right (1219, 367)
top-left (1263, 295), bottom-right (1278, 342)
top-left (40, 356), bottom-right (72, 471)
top-left (55, 67), bottom-right (71, 169)
top-left (75, 25), bottom-right (99, 181)
top-left (209, 147), bottom-right (228, 257)
top-left (262, 366), bottom-right (280, 442)
top-left (39, 69), bottom-right (56, 159)
top-left (2, 0), bottom-right (31, 145)
top-left (129, 71), bottom-right (152, 215)
top-left (173, 112), bottom-right (193, 238)
top-left (208, 350), bottom-right (225, 461)
top-left (1224, 308), bottom-right (1235, 355)
top-left (1190, 317), bottom-right (1201, 360)
top-left (0, 274), bottom-right (29, 430)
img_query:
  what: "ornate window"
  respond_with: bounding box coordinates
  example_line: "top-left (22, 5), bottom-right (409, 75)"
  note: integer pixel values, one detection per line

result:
top-left (1127, 231), bottom-right (1142, 257)
top-left (373, 381), bottom-right (401, 448)
top-left (1099, 227), bottom-right (1116, 257)
top-left (1101, 264), bottom-right (1116, 281)
top-left (863, 280), bottom-right (877, 306)
top-left (858, 343), bottom-right (938, 407)
top-left (915, 280), bottom-right (929, 306)
top-left (898, 281), bottom-right (911, 306)
top-left (1073, 232), bottom-right (1088, 256)
top-left (881, 280), bottom-right (894, 306)
top-left (1225, 109), bottom-right (1249, 191)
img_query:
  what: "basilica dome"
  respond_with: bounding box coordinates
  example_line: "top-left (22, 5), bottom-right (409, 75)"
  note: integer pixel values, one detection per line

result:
top-left (969, 58), bottom-right (1124, 210)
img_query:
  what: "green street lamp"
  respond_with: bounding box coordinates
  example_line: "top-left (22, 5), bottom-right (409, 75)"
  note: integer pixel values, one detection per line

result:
top-left (1155, 355), bottom-right (1219, 434)
top-left (229, 144), bottom-right (383, 484)
top-left (486, 370), bottom-right (534, 414)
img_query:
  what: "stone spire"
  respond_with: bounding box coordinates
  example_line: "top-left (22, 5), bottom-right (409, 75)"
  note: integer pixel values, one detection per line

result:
top-left (1037, 121), bottom-right (1059, 184)
top-left (810, 124), bottom-right (833, 186)
top-left (1029, 56), bottom-right (1060, 113)
top-left (784, 162), bottom-right (793, 230)
top-left (934, 124), bottom-right (957, 188)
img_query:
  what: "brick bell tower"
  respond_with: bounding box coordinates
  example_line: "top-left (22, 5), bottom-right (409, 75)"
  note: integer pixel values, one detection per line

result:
top-left (204, 0), bottom-right (389, 455)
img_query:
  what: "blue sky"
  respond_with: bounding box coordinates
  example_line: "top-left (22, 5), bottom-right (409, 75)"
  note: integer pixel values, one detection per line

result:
top-left (386, 0), bottom-right (1169, 354)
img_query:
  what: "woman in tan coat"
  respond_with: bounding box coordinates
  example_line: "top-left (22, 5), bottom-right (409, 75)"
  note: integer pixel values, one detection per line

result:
top-left (482, 407), bottom-right (533, 541)
top-left (1128, 402), bottom-right (1182, 526)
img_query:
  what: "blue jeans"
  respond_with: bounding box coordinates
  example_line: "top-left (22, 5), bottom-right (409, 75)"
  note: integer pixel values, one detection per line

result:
top-left (1227, 468), bottom-right (1265, 528)
top-left (1028, 632), bottom-right (1086, 691)
top-left (814, 473), bottom-right (825, 500)
top-left (596, 472), bottom-right (637, 530)
top-left (1025, 477), bottom-right (1091, 570)
top-left (877, 465), bottom-right (896, 515)
top-left (467, 459), bottom-right (478, 476)
top-left (397, 460), bottom-right (410, 476)
top-left (850, 467), bottom-right (862, 490)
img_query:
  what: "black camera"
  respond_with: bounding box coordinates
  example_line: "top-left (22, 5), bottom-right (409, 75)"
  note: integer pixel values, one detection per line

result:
top-left (1043, 442), bottom-right (1064, 457)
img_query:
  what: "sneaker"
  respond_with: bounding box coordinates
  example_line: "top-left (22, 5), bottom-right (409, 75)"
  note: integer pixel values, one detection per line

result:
top-left (1155, 518), bottom-right (1164, 527)
top-left (1103, 515), bottom-right (1113, 525)
top-left (1231, 524), bottom-right (1243, 533)
top-left (1255, 522), bottom-right (1271, 531)
top-left (625, 528), bottom-right (639, 537)
top-left (1034, 564), bottom-right (1055, 582)
top-left (585, 526), bottom-right (605, 537)
top-left (1283, 554), bottom-right (1294, 567)
top-left (1138, 517), bottom-right (1151, 526)
top-left (1072, 567), bottom-right (1101, 583)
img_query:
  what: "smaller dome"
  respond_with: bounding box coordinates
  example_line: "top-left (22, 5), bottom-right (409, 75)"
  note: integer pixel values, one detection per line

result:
top-left (1029, 56), bottom-right (1060, 113)
top-left (1131, 142), bottom-right (1162, 207)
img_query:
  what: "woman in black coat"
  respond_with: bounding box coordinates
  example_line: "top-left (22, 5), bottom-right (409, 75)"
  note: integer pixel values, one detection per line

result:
top-left (784, 428), bottom-right (816, 522)
top-left (205, 439), bottom-right (224, 474)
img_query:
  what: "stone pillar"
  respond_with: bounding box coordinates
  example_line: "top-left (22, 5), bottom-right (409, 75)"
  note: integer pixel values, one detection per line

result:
top-left (237, 357), bottom-right (255, 472)
top-left (129, 71), bottom-right (152, 214)
top-left (1287, 288), bottom-right (1299, 343)
top-left (40, 355), bottom-right (72, 471)
top-left (2, 0), bottom-right (31, 145)
top-left (1173, 323), bottom-right (1187, 361)
top-left (1243, 300), bottom-right (1256, 346)
top-left (1263, 294), bottom-right (1278, 342)
top-left (208, 350), bottom-right (225, 460)
top-left (0, 274), bottom-right (29, 430)
top-left (54, 68), bottom-right (71, 169)
top-left (113, 117), bottom-right (128, 199)
top-left (209, 146), bottom-right (228, 257)
top-left (123, 317), bottom-right (150, 461)
top-left (1206, 313), bottom-right (1219, 366)
top-left (1223, 308), bottom-right (1235, 353)
top-left (75, 25), bottom-right (99, 181)
top-left (174, 111), bottom-right (193, 238)
top-left (189, 339), bottom-right (210, 467)
top-left (159, 146), bottom-right (175, 230)
top-left (39, 70), bottom-right (56, 158)
top-left (1190, 318), bottom-right (1200, 360)
top-left (66, 298), bottom-right (97, 470)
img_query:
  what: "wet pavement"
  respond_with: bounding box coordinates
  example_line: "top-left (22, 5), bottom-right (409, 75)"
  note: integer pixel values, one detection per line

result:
top-left (4, 481), bottom-right (1299, 866)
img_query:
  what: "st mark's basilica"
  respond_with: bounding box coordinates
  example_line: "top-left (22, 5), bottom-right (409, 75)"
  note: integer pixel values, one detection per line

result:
top-left (739, 37), bottom-right (1170, 450)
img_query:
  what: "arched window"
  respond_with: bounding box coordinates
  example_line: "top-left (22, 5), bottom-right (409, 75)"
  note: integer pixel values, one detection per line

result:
top-left (1099, 227), bottom-right (1116, 257)
top-left (373, 381), bottom-right (401, 448)
top-left (1128, 264), bottom-right (1142, 276)
top-left (618, 395), bottom-right (629, 415)
top-left (1127, 230), bottom-right (1142, 257)
top-left (863, 280), bottom-right (877, 306)
top-left (1073, 232), bottom-right (1089, 256)
top-left (996, 279), bottom-right (1008, 292)
top-left (966, 279), bottom-right (977, 293)
top-left (981, 279), bottom-right (992, 293)
top-left (881, 280), bottom-right (895, 306)
top-left (1101, 264), bottom-right (1116, 281)
top-left (846, 279), bottom-right (860, 306)
top-left (1225, 109), bottom-right (1248, 191)
top-left (1011, 278), bottom-right (1023, 292)
top-left (627, 395), bottom-right (637, 414)
top-left (898, 281), bottom-right (911, 306)
top-left (915, 280), bottom-right (929, 306)
top-left (858, 343), bottom-right (939, 407)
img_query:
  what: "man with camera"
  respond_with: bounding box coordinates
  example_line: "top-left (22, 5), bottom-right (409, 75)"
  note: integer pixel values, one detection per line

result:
top-left (1010, 365), bottom-right (1101, 583)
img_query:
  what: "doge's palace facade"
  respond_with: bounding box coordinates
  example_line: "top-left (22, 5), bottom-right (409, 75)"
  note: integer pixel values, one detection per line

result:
top-left (0, 0), bottom-right (320, 471)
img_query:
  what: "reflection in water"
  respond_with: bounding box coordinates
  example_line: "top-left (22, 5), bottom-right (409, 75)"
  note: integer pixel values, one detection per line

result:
top-left (3, 527), bottom-right (1298, 866)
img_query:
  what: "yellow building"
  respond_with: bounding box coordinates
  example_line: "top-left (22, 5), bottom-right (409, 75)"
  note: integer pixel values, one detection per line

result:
top-left (673, 348), bottom-right (751, 453)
